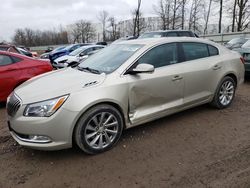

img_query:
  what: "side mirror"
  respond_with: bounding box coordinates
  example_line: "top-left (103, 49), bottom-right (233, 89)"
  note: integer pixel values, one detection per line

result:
top-left (129, 63), bottom-right (154, 74)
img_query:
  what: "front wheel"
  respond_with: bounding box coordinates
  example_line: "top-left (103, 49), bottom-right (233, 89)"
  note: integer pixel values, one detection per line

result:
top-left (211, 76), bottom-right (236, 109)
top-left (74, 104), bottom-right (124, 154)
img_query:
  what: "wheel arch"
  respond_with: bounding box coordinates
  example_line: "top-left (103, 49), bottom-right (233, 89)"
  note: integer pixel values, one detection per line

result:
top-left (71, 100), bottom-right (127, 146)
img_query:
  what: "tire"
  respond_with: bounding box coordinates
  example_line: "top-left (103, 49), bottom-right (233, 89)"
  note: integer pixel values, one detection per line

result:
top-left (74, 104), bottom-right (124, 154)
top-left (211, 76), bottom-right (236, 109)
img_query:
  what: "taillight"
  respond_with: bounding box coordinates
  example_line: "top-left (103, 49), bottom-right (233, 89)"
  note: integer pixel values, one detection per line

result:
top-left (240, 57), bottom-right (245, 64)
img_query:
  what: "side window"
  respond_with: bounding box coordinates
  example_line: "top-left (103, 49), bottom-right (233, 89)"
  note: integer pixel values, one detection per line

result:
top-left (138, 43), bottom-right (178, 68)
top-left (166, 32), bottom-right (178, 37)
top-left (0, 55), bottom-right (13, 66)
top-left (178, 31), bottom-right (191, 37)
top-left (182, 42), bottom-right (209, 61)
top-left (208, 45), bottom-right (219, 56)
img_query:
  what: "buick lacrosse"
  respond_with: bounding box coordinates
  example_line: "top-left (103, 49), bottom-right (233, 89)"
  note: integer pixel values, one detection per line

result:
top-left (7, 37), bottom-right (245, 154)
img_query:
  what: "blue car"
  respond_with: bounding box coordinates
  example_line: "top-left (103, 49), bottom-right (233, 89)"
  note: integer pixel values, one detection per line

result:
top-left (49, 44), bottom-right (90, 63)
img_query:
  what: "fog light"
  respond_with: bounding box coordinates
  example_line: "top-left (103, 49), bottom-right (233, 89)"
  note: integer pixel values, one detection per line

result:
top-left (28, 135), bottom-right (51, 143)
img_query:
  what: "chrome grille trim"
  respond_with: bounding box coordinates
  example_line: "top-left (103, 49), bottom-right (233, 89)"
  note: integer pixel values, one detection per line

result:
top-left (6, 94), bottom-right (21, 117)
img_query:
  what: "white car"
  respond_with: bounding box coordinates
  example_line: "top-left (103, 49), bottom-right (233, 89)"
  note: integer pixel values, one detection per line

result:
top-left (7, 37), bottom-right (244, 154)
top-left (53, 45), bottom-right (104, 68)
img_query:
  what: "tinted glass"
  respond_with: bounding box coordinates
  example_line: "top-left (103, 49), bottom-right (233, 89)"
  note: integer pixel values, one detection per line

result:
top-left (138, 43), bottom-right (178, 68)
top-left (242, 40), bottom-right (250, 48)
top-left (0, 55), bottom-right (13, 66)
top-left (228, 38), bottom-right (247, 45)
top-left (0, 47), bottom-right (8, 51)
top-left (178, 31), bottom-right (191, 37)
top-left (166, 32), bottom-right (178, 37)
top-left (208, 45), bottom-right (219, 56)
top-left (182, 43), bottom-right (209, 61)
top-left (139, 32), bottom-right (164, 39)
top-left (69, 46), bottom-right (88, 56)
top-left (79, 44), bottom-right (143, 73)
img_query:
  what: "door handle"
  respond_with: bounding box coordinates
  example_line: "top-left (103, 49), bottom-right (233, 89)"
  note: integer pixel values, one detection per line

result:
top-left (172, 75), bottom-right (183, 81)
top-left (213, 65), bottom-right (222, 70)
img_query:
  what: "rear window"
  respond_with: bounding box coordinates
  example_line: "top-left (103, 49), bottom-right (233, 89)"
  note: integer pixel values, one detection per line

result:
top-left (178, 31), bottom-right (192, 37)
top-left (0, 55), bottom-right (13, 66)
top-left (182, 43), bottom-right (209, 61)
top-left (0, 47), bottom-right (8, 51)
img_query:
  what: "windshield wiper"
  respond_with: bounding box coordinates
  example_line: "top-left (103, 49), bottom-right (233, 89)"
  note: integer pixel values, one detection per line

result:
top-left (77, 66), bottom-right (101, 74)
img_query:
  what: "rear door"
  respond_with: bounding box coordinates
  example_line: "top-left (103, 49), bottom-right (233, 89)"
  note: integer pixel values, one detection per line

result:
top-left (126, 43), bottom-right (184, 125)
top-left (179, 42), bottom-right (221, 106)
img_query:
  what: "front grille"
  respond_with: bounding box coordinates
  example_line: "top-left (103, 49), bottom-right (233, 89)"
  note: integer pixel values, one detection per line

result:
top-left (7, 94), bottom-right (21, 117)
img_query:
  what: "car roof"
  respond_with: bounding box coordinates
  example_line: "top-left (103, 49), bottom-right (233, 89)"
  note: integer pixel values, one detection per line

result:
top-left (143, 30), bottom-right (193, 33)
top-left (116, 37), bottom-right (216, 46)
top-left (0, 50), bottom-right (31, 59)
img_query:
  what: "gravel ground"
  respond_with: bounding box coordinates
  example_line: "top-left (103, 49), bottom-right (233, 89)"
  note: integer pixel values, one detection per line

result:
top-left (0, 80), bottom-right (250, 188)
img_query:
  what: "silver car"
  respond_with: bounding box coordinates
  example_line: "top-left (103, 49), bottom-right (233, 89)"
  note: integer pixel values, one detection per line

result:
top-left (7, 37), bottom-right (245, 154)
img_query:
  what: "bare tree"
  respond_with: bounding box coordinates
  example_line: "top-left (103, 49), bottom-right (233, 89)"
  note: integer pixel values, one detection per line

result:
top-left (189, 0), bottom-right (203, 33)
top-left (71, 20), bottom-right (96, 43)
top-left (13, 28), bottom-right (69, 46)
top-left (203, 0), bottom-right (213, 35)
top-left (181, 0), bottom-right (187, 29)
top-left (132, 0), bottom-right (145, 36)
top-left (154, 0), bottom-right (170, 30)
top-left (97, 10), bottom-right (109, 41)
top-left (232, 0), bottom-right (237, 32)
top-left (107, 16), bottom-right (120, 41)
top-left (236, 0), bottom-right (250, 31)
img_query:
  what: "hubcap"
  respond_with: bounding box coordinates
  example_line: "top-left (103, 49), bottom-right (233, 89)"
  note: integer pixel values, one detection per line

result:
top-left (84, 112), bottom-right (119, 149)
top-left (219, 80), bottom-right (234, 106)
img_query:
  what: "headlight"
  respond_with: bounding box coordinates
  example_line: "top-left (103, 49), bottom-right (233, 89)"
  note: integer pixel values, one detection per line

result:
top-left (24, 95), bottom-right (69, 117)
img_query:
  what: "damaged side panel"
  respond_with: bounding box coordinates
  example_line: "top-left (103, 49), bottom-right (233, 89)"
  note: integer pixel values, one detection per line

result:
top-left (126, 67), bottom-right (184, 126)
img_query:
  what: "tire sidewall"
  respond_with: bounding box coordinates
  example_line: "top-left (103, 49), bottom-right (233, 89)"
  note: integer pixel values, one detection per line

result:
top-left (214, 76), bottom-right (236, 109)
top-left (74, 105), bottom-right (124, 154)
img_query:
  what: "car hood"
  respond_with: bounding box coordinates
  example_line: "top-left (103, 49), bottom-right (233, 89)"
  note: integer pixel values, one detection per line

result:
top-left (54, 55), bottom-right (78, 63)
top-left (15, 68), bottom-right (106, 104)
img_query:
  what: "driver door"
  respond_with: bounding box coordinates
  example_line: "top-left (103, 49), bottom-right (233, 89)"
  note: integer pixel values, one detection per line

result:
top-left (126, 43), bottom-right (184, 125)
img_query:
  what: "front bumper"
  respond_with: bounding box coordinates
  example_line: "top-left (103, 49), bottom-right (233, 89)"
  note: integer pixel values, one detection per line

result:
top-left (8, 106), bottom-right (79, 151)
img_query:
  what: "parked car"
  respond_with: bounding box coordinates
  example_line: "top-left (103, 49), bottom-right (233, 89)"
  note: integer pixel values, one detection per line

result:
top-left (224, 37), bottom-right (249, 50)
top-left (139, 30), bottom-right (199, 39)
top-left (53, 45), bottom-right (105, 69)
top-left (7, 38), bottom-right (244, 154)
top-left (0, 51), bottom-right (53, 102)
top-left (40, 46), bottom-right (66, 59)
top-left (233, 39), bottom-right (250, 76)
top-left (112, 36), bottom-right (138, 44)
top-left (49, 44), bottom-right (91, 63)
top-left (17, 47), bottom-right (33, 57)
top-left (0, 44), bottom-right (20, 54)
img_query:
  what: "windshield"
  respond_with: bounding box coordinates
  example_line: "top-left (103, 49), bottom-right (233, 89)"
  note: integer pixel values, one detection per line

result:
top-left (69, 46), bottom-right (88, 56)
top-left (242, 40), bottom-right (250, 48)
top-left (139, 32), bottom-right (163, 39)
top-left (78, 44), bottom-right (144, 74)
top-left (52, 46), bottom-right (65, 52)
top-left (228, 38), bottom-right (247, 45)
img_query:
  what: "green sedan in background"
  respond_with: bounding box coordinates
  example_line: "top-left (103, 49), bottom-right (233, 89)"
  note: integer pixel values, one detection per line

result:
top-left (234, 40), bottom-right (250, 76)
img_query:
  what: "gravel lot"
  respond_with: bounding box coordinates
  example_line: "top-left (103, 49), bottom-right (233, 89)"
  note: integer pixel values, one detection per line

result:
top-left (0, 80), bottom-right (250, 188)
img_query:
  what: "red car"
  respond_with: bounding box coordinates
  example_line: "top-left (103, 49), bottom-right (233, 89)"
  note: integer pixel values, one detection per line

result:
top-left (0, 51), bottom-right (53, 102)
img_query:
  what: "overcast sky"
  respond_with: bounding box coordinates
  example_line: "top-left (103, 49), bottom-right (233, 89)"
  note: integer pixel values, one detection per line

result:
top-left (0, 0), bottom-right (159, 41)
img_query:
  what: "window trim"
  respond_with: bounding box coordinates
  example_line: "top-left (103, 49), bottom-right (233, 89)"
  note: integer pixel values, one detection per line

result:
top-left (180, 42), bottom-right (219, 62)
top-left (124, 42), bottom-right (180, 74)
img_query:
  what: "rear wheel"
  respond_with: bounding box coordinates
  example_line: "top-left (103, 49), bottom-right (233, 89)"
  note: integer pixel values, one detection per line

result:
top-left (74, 104), bottom-right (124, 154)
top-left (211, 76), bottom-right (236, 109)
